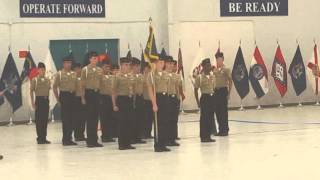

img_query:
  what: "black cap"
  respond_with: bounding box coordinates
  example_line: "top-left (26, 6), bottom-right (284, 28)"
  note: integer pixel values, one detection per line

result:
top-left (215, 52), bottom-right (224, 59)
top-left (131, 57), bottom-right (141, 65)
top-left (72, 62), bottom-right (82, 69)
top-left (159, 48), bottom-right (167, 60)
top-left (120, 57), bottom-right (131, 64)
top-left (88, 51), bottom-right (98, 59)
top-left (201, 58), bottom-right (211, 66)
top-left (172, 60), bottom-right (177, 65)
top-left (166, 56), bottom-right (174, 62)
top-left (63, 54), bottom-right (74, 62)
top-left (38, 62), bottom-right (46, 69)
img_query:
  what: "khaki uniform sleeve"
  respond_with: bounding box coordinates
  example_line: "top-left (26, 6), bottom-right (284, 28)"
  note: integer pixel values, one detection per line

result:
top-left (194, 75), bottom-right (200, 89)
top-left (226, 68), bottom-right (232, 81)
top-left (147, 73), bottom-right (154, 87)
top-left (52, 72), bottom-right (60, 90)
top-left (81, 68), bottom-right (87, 88)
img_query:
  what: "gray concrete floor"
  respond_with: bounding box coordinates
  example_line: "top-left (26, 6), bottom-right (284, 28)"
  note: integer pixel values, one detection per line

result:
top-left (1, 105), bottom-right (320, 180)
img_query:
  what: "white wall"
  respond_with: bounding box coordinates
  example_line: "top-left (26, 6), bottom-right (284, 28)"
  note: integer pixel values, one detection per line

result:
top-left (168, 0), bottom-right (320, 110)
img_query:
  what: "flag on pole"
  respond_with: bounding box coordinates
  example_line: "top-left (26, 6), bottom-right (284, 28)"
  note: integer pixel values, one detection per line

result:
top-left (44, 49), bottom-right (58, 109)
top-left (140, 48), bottom-right (146, 73)
top-left (0, 53), bottom-right (22, 112)
top-left (20, 52), bottom-right (37, 82)
top-left (249, 46), bottom-right (269, 98)
top-left (271, 45), bottom-right (287, 97)
top-left (177, 47), bottom-right (185, 79)
top-left (289, 45), bottom-right (306, 96)
top-left (232, 46), bottom-right (250, 99)
top-left (144, 25), bottom-right (159, 62)
top-left (306, 44), bottom-right (319, 95)
top-left (189, 46), bottom-right (205, 86)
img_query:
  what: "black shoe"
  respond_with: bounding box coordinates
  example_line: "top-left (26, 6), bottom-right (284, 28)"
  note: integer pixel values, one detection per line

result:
top-left (75, 137), bottom-right (87, 142)
top-left (0, 155), bottom-right (3, 160)
top-left (119, 145), bottom-right (136, 150)
top-left (175, 137), bottom-right (181, 140)
top-left (87, 143), bottom-right (103, 148)
top-left (201, 138), bottom-right (216, 143)
top-left (145, 135), bottom-right (154, 139)
top-left (102, 138), bottom-right (116, 143)
top-left (38, 140), bottom-right (51, 144)
top-left (154, 146), bottom-right (171, 152)
top-left (217, 132), bottom-right (229, 137)
top-left (63, 141), bottom-right (78, 146)
top-left (167, 141), bottom-right (180, 146)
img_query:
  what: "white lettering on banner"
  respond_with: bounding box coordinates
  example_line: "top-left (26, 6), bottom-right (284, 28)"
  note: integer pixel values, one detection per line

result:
top-left (245, 2), bottom-right (281, 13)
top-left (23, 3), bottom-right (62, 14)
top-left (275, 63), bottom-right (284, 82)
top-left (229, 3), bottom-right (242, 13)
top-left (63, 4), bottom-right (103, 14)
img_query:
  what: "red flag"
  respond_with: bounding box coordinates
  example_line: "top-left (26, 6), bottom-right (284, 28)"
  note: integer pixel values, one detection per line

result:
top-left (271, 46), bottom-right (287, 97)
top-left (19, 51), bottom-right (28, 58)
top-left (29, 68), bottom-right (39, 80)
top-left (177, 47), bottom-right (184, 79)
top-left (98, 53), bottom-right (110, 62)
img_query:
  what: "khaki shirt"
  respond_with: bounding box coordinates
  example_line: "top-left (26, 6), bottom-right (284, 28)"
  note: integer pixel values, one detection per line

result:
top-left (213, 66), bottom-right (232, 88)
top-left (167, 73), bottom-right (182, 96)
top-left (30, 75), bottom-right (51, 97)
top-left (134, 74), bottom-right (144, 95)
top-left (81, 65), bottom-right (103, 90)
top-left (100, 74), bottom-right (114, 96)
top-left (113, 73), bottom-right (135, 96)
top-left (147, 71), bottom-right (169, 93)
top-left (75, 76), bottom-right (82, 97)
top-left (53, 70), bottom-right (77, 92)
top-left (194, 74), bottom-right (215, 94)
top-left (143, 75), bottom-right (150, 100)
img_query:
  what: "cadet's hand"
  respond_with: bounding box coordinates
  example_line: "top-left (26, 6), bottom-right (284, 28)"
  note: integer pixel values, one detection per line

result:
top-left (113, 106), bottom-right (119, 112)
top-left (181, 94), bottom-right (186, 101)
top-left (152, 104), bottom-right (158, 112)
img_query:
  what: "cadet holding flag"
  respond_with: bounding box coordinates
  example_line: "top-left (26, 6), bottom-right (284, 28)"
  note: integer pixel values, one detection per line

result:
top-left (147, 53), bottom-right (171, 152)
top-left (53, 56), bottom-right (78, 146)
top-left (142, 63), bottom-right (154, 139)
top-left (30, 63), bottom-right (51, 144)
top-left (99, 60), bottom-right (116, 143)
top-left (194, 58), bottom-right (216, 143)
top-left (213, 52), bottom-right (232, 136)
top-left (112, 57), bottom-right (136, 150)
top-left (81, 51), bottom-right (103, 148)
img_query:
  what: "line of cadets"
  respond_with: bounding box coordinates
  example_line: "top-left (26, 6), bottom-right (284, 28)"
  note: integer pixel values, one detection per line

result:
top-left (29, 50), bottom-right (232, 152)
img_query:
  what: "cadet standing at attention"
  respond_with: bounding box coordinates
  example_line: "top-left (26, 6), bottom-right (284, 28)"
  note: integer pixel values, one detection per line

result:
top-left (99, 60), bottom-right (116, 143)
top-left (112, 57), bottom-right (136, 150)
top-left (213, 52), bottom-right (232, 136)
top-left (53, 56), bottom-right (78, 146)
top-left (131, 57), bottom-right (147, 144)
top-left (72, 62), bottom-right (86, 141)
top-left (30, 62), bottom-right (51, 144)
top-left (147, 54), bottom-right (171, 152)
top-left (194, 58), bottom-right (216, 143)
top-left (164, 56), bottom-right (180, 146)
top-left (81, 51), bottom-right (103, 148)
top-left (142, 63), bottom-right (153, 139)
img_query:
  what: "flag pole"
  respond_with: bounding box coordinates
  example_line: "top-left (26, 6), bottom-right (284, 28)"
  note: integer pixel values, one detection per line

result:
top-left (254, 40), bottom-right (263, 110)
top-left (27, 45), bottom-right (34, 125)
top-left (179, 40), bottom-right (186, 115)
top-left (238, 39), bottom-right (245, 111)
top-left (277, 39), bottom-right (285, 108)
top-left (7, 44), bottom-right (15, 127)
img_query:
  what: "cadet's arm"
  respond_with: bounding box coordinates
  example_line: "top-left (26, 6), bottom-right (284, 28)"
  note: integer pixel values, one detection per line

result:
top-left (194, 87), bottom-right (200, 108)
top-left (148, 84), bottom-right (158, 112)
top-left (111, 78), bottom-right (119, 112)
top-left (178, 83), bottom-right (185, 101)
top-left (30, 81), bottom-right (35, 109)
top-left (52, 74), bottom-right (60, 104)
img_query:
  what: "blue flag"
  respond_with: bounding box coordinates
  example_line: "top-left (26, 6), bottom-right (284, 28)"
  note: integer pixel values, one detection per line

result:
top-left (288, 45), bottom-right (306, 96)
top-left (232, 46), bottom-right (250, 99)
top-left (0, 53), bottom-right (22, 112)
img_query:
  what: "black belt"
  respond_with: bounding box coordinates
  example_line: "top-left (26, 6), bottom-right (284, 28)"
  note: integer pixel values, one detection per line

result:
top-left (36, 96), bottom-right (49, 99)
top-left (118, 95), bottom-right (133, 99)
top-left (169, 94), bottom-right (177, 98)
top-left (215, 87), bottom-right (228, 90)
top-left (202, 93), bottom-right (214, 96)
top-left (85, 89), bottom-right (99, 93)
top-left (156, 92), bottom-right (168, 96)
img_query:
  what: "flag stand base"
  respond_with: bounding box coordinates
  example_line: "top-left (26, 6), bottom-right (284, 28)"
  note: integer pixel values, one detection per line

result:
top-left (278, 102), bottom-right (285, 108)
top-left (7, 117), bottom-right (14, 127)
top-left (297, 102), bottom-right (303, 107)
top-left (238, 104), bottom-right (245, 111)
top-left (51, 111), bottom-right (55, 123)
top-left (315, 101), bottom-right (320, 106)
top-left (256, 105), bottom-right (263, 110)
top-left (27, 117), bottom-right (33, 125)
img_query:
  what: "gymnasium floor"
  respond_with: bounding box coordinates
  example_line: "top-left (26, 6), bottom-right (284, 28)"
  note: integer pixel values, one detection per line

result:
top-left (1, 105), bottom-right (320, 180)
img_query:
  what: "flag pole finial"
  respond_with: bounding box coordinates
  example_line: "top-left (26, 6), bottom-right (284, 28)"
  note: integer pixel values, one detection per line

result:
top-left (296, 38), bottom-right (299, 45)
top-left (314, 38), bottom-right (317, 45)
top-left (218, 40), bottom-right (220, 48)
top-left (139, 43), bottom-right (143, 50)
top-left (8, 45), bottom-right (11, 53)
top-left (276, 38), bottom-right (279, 46)
top-left (179, 40), bottom-right (181, 48)
top-left (198, 41), bottom-right (201, 48)
top-left (254, 39), bottom-right (257, 46)
top-left (128, 43), bottom-right (130, 50)
top-left (239, 39), bottom-right (242, 46)
top-left (28, 44), bottom-right (31, 51)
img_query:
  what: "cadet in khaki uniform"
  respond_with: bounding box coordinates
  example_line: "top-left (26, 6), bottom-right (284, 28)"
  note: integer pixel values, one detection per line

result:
top-left (164, 56), bottom-right (180, 146)
top-left (112, 57), bottom-right (136, 150)
top-left (213, 52), bottom-right (232, 136)
top-left (72, 63), bottom-right (86, 141)
top-left (142, 63), bottom-right (153, 139)
top-left (172, 60), bottom-right (185, 140)
top-left (30, 62), bottom-right (51, 144)
top-left (81, 51), bottom-right (103, 148)
top-left (194, 58), bottom-right (216, 143)
top-left (147, 54), bottom-right (171, 152)
top-left (131, 57), bottom-right (147, 144)
top-left (53, 56), bottom-right (78, 146)
top-left (99, 60), bottom-right (115, 143)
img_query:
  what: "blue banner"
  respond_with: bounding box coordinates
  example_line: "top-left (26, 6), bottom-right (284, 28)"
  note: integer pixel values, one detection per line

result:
top-left (20, 0), bottom-right (105, 18)
top-left (220, 0), bottom-right (288, 17)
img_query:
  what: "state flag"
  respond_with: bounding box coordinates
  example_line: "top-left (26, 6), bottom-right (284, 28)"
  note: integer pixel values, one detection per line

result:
top-left (288, 45), bottom-right (306, 96)
top-left (271, 46), bottom-right (287, 97)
